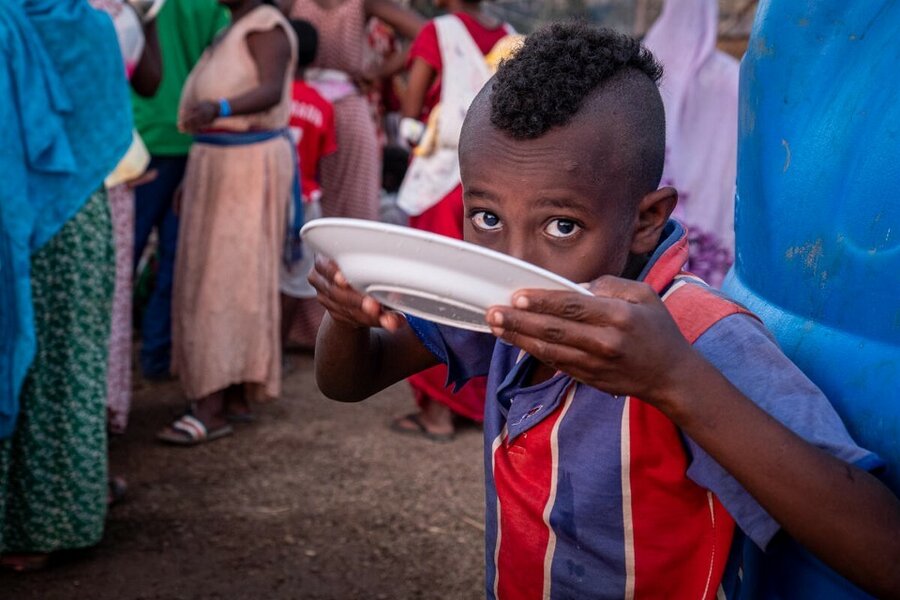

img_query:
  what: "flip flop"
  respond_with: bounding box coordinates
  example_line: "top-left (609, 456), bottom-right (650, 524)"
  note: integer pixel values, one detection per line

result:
top-left (389, 412), bottom-right (454, 443)
top-left (156, 414), bottom-right (233, 446)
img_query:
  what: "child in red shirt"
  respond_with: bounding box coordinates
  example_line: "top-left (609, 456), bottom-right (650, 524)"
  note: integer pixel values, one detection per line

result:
top-left (391, 1), bottom-right (514, 440)
top-left (288, 20), bottom-right (338, 206)
top-left (281, 19), bottom-right (338, 348)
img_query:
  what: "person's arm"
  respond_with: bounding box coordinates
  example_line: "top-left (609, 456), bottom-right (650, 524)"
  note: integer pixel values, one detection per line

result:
top-left (182, 26), bottom-right (291, 131)
top-left (309, 257), bottom-right (438, 401)
top-left (354, 48), bottom-right (410, 94)
top-left (131, 18), bottom-right (162, 97)
top-left (485, 278), bottom-right (900, 599)
top-left (401, 57), bottom-right (437, 120)
top-left (364, 0), bottom-right (424, 40)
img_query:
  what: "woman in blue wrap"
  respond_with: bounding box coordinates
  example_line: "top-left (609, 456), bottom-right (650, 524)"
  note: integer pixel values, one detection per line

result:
top-left (0, 0), bottom-right (133, 571)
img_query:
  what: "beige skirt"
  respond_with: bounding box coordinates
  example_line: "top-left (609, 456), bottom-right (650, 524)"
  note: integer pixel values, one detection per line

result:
top-left (172, 136), bottom-right (292, 400)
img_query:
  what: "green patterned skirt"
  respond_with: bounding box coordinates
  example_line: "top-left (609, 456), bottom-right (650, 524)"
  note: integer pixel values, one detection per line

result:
top-left (0, 190), bottom-right (114, 553)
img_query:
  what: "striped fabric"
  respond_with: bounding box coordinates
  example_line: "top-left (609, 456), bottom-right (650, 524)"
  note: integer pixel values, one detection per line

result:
top-left (291, 0), bottom-right (381, 222)
top-left (476, 226), bottom-right (753, 598)
top-left (406, 220), bottom-right (877, 599)
top-left (318, 94), bottom-right (381, 221)
top-left (483, 261), bottom-right (752, 599)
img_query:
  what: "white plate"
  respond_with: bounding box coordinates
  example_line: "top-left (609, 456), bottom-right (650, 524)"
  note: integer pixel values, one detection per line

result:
top-left (301, 218), bottom-right (592, 332)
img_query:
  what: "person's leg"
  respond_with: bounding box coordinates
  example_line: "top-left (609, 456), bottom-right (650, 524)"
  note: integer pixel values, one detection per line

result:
top-left (140, 204), bottom-right (179, 377)
top-left (280, 294), bottom-right (301, 347)
top-left (189, 390), bottom-right (227, 430)
top-left (135, 156), bottom-right (187, 377)
top-left (224, 384), bottom-right (253, 421)
top-left (134, 156), bottom-right (183, 270)
top-left (391, 380), bottom-right (455, 439)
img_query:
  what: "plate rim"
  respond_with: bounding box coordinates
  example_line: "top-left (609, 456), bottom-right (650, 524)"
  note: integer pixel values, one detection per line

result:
top-left (302, 217), bottom-right (593, 296)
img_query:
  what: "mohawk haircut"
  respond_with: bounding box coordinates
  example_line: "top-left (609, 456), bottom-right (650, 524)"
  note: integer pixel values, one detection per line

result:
top-left (490, 22), bottom-right (663, 140)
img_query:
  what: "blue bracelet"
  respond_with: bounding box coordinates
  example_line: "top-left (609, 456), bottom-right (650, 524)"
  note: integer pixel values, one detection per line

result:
top-left (218, 98), bottom-right (232, 118)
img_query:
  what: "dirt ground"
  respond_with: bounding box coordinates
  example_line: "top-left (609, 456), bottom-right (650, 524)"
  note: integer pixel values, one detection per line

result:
top-left (1, 354), bottom-right (486, 600)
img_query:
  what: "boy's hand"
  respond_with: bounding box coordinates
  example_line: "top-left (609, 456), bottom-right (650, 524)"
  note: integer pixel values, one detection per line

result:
top-left (308, 256), bottom-right (404, 332)
top-left (485, 276), bottom-right (699, 404)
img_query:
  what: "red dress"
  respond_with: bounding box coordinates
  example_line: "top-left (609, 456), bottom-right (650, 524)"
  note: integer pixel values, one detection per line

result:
top-left (405, 14), bottom-right (509, 422)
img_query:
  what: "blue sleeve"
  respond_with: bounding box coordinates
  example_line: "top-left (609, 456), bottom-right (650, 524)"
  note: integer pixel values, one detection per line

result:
top-left (684, 314), bottom-right (883, 550)
top-left (405, 315), bottom-right (495, 389)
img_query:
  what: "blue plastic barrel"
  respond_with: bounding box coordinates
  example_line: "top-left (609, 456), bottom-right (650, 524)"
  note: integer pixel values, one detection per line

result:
top-left (724, 3), bottom-right (899, 596)
top-left (724, 1), bottom-right (900, 493)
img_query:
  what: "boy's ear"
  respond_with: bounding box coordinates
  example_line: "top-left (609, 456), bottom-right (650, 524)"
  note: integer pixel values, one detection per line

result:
top-left (629, 186), bottom-right (678, 255)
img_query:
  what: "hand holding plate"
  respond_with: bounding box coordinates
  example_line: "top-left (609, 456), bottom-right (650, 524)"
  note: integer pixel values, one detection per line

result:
top-left (485, 275), bottom-right (698, 404)
top-left (308, 256), bottom-right (404, 332)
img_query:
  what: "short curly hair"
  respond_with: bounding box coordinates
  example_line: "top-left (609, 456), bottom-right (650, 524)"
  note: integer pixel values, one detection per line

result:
top-left (479, 22), bottom-right (667, 199)
top-left (490, 22), bottom-right (663, 139)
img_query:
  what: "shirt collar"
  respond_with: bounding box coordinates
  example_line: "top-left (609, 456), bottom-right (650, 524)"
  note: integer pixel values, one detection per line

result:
top-left (636, 219), bottom-right (690, 293)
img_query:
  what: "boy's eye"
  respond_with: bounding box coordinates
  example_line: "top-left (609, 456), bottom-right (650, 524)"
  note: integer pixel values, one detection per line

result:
top-left (472, 211), bottom-right (502, 231)
top-left (545, 219), bottom-right (581, 238)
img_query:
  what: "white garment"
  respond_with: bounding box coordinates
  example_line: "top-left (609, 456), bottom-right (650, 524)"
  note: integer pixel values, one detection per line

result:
top-left (305, 68), bottom-right (358, 104)
top-left (397, 16), bottom-right (506, 216)
top-left (643, 0), bottom-right (739, 287)
top-left (280, 200), bottom-right (322, 299)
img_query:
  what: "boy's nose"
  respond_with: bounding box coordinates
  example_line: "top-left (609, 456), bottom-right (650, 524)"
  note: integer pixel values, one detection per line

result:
top-left (505, 235), bottom-right (533, 264)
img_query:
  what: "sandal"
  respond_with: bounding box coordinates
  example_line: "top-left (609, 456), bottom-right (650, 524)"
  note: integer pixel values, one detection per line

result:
top-left (389, 412), bottom-right (454, 443)
top-left (156, 414), bottom-right (233, 446)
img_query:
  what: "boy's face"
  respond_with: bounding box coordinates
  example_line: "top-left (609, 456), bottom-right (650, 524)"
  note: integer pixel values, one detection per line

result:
top-left (459, 111), bottom-right (643, 284)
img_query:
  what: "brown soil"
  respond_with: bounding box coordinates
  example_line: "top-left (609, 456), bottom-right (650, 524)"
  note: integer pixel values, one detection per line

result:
top-left (1, 354), bottom-right (486, 599)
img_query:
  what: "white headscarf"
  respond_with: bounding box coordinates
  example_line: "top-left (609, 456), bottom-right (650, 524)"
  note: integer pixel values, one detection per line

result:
top-left (644, 0), bottom-right (740, 287)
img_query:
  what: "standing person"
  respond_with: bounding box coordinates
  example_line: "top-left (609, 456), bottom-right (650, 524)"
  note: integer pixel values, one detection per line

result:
top-left (289, 0), bottom-right (423, 221)
top-left (89, 0), bottom-right (162, 439)
top-left (0, 0), bottom-right (132, 571)
top-left (157, 0), bottom-right (298, 445)
top-left (642, 0), bottom-right (739, 288)
top-left (89, 0), bottom-right (162, 507)
top-left (391, 0), bottom-right (514, 440)
top-left (281, 19), bottom-right (338, 351)
top-left (131, 0), bottom-right (229, 379)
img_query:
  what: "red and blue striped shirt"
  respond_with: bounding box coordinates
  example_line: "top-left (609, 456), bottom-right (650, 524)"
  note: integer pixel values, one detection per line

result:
top-left (407, 220), bottom-right (878, 599)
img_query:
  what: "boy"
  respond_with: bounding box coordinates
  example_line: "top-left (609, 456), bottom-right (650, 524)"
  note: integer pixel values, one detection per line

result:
top-left (281, 19), bottom-right (337, 346)
top-left (310, 24), bottom-right (900, 598)
top-left (287, 19), bottom-right (337, 210)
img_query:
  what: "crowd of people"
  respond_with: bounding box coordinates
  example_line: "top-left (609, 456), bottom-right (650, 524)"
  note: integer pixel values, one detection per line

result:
top-left (2, 0), bottom-right (897, 597)
top-left (0, 0), bottom-right (522, 571)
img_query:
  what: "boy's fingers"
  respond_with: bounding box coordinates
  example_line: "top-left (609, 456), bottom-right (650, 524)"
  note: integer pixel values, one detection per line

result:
top-left (487, 307), bottom-right (623, 360)
top-left (379, 311), bottom-right (404, 332)
top-left (314, 255), bottom-right (340, 279)
top-left (587, 276), bottom-right (657, 304)
top-left (312, 255), bottom-right (353, 289)
top-left (510, 290), bottom-right (631, 327)
top-left (316, 293), bottom-right (381, 328)
top-left (308, 265), bottom-right (380, 316)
